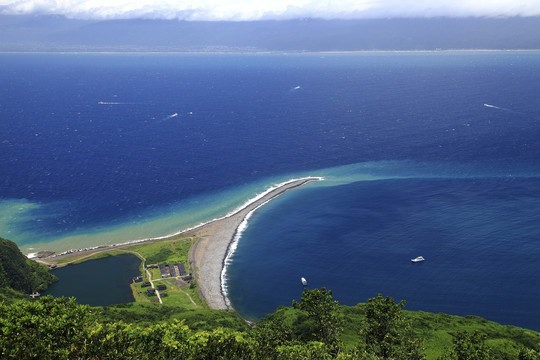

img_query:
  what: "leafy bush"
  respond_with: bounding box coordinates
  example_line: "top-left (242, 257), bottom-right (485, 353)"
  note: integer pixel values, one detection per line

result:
top-left (2, 290), bottom-right (540, 359)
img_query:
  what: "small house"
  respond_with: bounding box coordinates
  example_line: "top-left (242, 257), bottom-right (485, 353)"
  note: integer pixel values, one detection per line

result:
top-left (159, 264), bottom-right (169, 278)
top-left (157, 284), bottom-right (166, 291)
top-left (145, 288), bottom-right (156, 296)
top-left (141, 281), bottom-right (151, 288)
top-left (176, 263), bottom-right (187, 276)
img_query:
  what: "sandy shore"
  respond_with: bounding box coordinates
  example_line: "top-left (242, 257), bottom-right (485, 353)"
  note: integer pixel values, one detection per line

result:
top-left (188, 177), bottom-right (321, 309)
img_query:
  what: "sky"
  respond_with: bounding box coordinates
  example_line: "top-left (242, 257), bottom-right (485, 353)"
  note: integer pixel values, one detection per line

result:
top-left (1, 0), bottom-right (540, 21)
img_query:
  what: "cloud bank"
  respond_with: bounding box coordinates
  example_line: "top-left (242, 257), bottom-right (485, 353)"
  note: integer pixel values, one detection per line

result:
top-left (1, 0), bottom-right (540, 20)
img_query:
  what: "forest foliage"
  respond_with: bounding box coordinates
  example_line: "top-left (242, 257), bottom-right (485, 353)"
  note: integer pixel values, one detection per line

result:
top-left (1, 290), bottom-right (540, 359)
top-left (0, 237), bottom-right (56, 294)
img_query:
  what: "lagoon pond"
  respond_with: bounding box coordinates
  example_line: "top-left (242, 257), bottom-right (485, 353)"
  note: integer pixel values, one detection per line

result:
top-left (44, 254), bottom-right (141, 306)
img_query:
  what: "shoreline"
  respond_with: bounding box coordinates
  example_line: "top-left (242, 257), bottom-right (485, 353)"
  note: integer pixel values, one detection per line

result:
top-left (38, 177), bottom-right (323, 309)
top-left (188, 177), bottom-right (322, 309)
top-left (33, 178), bottom-right (315, 260)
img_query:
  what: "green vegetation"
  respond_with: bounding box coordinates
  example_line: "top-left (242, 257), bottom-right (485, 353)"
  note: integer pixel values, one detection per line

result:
top-left (292, 287), bottom-right (343, 349)
top-left (2, 289), bottom-right (540, 359)
top-left (439, 330), bottom-right (492, 359)
top-left (129, 237), bottom-right (205, 308)
top-left (0, 286), bottom-right (31, 303)
top-left (129, 237), bottom-right (193, 266)
top-left (98, 302), bottom-right (250, 331)
top-left (0, 237), bottom-right (57, 294)
top-left (2, 238), bottom-right (540, 358)
top-left (359, 294), bottom-right (424, 358)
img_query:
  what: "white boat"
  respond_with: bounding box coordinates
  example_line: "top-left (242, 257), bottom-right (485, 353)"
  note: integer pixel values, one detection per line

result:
top-left (301, 277), bottom-right (307, 286)
top-left (411, 256), bottom-right (425, 263)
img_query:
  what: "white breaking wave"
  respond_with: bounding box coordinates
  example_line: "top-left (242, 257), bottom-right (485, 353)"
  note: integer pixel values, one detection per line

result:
top-left (220, 176), bottom-right (324, 307)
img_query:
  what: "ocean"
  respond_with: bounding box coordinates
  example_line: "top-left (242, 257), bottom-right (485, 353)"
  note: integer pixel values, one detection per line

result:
top-left (1, 52), bottom-right (539, 329)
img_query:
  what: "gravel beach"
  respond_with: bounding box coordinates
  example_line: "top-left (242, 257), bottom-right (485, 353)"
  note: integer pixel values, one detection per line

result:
top-left (188, 177), bottom-right (320, 309)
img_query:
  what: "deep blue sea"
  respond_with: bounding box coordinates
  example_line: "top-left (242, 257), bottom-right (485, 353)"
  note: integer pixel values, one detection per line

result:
top-left (1, 52), bottom-right (540, 329)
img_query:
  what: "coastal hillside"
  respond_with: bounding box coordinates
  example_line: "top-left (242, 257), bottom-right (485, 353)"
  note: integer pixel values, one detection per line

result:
top-left (0, 237), bottom-right (57, 296)
top-left (2, 289), bottom-right (540, 359)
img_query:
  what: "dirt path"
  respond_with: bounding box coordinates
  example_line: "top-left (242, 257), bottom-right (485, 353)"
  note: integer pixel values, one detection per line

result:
top-left (125, 250), bottom-right (163, 304)
top-left (178, 288), bottom-right (199, 308)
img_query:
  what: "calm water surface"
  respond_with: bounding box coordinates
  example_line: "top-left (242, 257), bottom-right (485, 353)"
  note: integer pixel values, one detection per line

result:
top-left (44, 254), bottom-right (141, 306)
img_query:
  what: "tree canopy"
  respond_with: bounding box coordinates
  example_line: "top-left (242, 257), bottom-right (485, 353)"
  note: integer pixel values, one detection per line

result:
top-left (0, 237), bottom-right (56, 293)
top-left (1, 291), bottom-right (540, 359)
top-left (360, 294), bottom-right (424, 359)
top-left (292, 287), bottom-right (343, 348)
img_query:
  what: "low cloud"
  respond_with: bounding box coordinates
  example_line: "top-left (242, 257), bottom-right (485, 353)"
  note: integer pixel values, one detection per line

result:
top-left (1, 0), bottom-right (540, 20)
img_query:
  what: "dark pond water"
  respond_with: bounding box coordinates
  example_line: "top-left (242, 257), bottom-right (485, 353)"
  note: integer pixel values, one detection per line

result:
top-left (44, 254), bottom-right (141, 306)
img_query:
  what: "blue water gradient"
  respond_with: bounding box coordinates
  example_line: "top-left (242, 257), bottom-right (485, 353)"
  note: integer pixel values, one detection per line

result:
top-left (1, 52), bottom-right (540, 329)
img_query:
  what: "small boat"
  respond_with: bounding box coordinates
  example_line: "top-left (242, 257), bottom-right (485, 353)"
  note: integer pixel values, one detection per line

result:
top-left (411, 256), bottom-right (425, 263)
top-left (301, 277), bottom-right (307, 286)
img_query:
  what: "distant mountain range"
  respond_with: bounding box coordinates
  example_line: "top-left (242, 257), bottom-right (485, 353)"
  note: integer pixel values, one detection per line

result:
top-left (1, 15), bottom-right (539, 52)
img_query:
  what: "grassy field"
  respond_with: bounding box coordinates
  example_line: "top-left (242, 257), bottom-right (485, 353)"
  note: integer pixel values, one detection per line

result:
top-left (343, 305), bottom-right (540, 358)
top-left (97, 302), bottom-right (250, 332)
top-left (407, 311), bottom-right (540, 359)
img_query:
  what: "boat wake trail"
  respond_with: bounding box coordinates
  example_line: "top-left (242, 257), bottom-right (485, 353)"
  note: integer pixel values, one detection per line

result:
top-left (153, 113), bottom-right (179, 124)
top-left (162, 113), bottom-right (179, 121)
top-left (483, 103), bottom-right (520, 114)
top-left (98, 101), bottom-right (138, 105)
